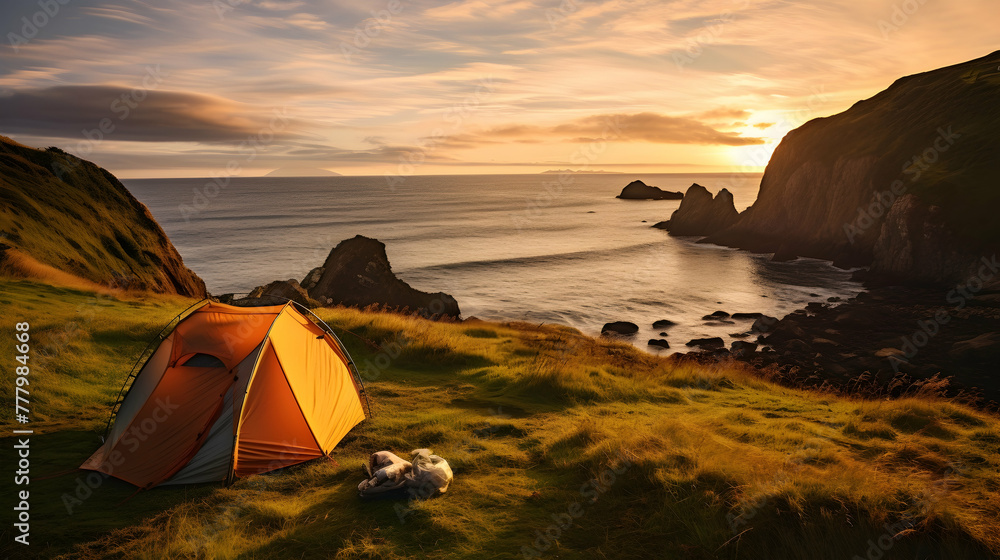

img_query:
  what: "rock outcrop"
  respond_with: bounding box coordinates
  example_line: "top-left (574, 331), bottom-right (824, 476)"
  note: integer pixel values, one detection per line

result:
top-left (602, 321), bottom-right (639, 336)
top-left (616, 180), bottom-right (683, 200)
top-left (0, 136), bottom-right (206, 296)
top-left (664, 184), bottom-right (739, 236)
top-left (868, 194), bottom-right (988, 285)
top-left (705, 50), bottom-right (1000, 285)
top-left (248, 279), bottom-right (321, 308)
top-left (307, 235), bottom-right (460, 318)
top-left (714, 288), bottom-right (1000, 407)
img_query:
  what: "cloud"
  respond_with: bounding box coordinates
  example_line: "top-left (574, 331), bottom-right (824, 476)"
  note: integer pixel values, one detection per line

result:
top-left (1, 0), bottom-right (996, 176)
top-left (0, 85), bottom-right (304, 143)
top-left (423, 0), bottom-right (539, 21)
top-left (696, 107), bottom-right (752, 121)
top-left (426, 112), bottom-right (765, 148)
top-left (80, 6), bottom-right (156, 25)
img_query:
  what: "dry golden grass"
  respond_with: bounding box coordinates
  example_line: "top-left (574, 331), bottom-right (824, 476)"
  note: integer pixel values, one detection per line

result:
top-left (3, 280), bottom-right (999, 559)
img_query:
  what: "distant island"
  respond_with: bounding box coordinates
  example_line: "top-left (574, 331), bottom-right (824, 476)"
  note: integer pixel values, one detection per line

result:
top-left (616, 179), bottom-right (683, 200)
top-left (265, 167), bottom-right (342, 177)
top-left (541, 169), bottom-right (624, 174)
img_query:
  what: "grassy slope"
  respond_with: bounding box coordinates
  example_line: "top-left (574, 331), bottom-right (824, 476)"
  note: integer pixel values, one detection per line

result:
top-left (0, 136), bottom-right (205, 296)
top-left (2, 280), bottom-right (999, 559)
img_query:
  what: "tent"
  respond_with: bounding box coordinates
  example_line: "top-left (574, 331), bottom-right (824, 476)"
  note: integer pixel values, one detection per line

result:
top-left (81, 300), bottom-right (369, 488)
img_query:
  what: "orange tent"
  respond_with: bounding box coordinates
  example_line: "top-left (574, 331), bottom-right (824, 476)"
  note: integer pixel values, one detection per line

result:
top-left (82, 301), bottom-right (369, 488)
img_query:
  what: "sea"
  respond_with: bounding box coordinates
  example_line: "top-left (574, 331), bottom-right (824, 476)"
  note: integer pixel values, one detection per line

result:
top-left (124, 173), bottom-right (864, 352)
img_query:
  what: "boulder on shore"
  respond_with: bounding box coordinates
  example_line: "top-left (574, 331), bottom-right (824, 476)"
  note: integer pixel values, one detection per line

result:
top-left (617, 180), bottom-right (683, 200)
top-left (664, 184), bottom-right (739, 236)
top-left (648, 339), bottom-right (670, 349)
top-left (702, 310), bottom-right (730, 320)
top-left (308, 235), bottom-right (461, 319)
top-left (602, 321), bottom-right (639, 336)
top-left (730, 340), bottom-right (758, 357)
top-left (686, 337), bottom-right (725, 349)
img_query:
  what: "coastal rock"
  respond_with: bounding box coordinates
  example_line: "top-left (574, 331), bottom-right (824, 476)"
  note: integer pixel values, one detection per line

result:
top-left (949, 332), bottom-right (1000, 362)
top-left (868, 194), bottom-right (987, 285)
top-left (731, 312), bottom-right (764, 320)
top-left (751, 315), bottom-right (779, 333)
top-left (768, 321), bottom-right (808, 342)
top-left (652, 319), bottom-right (677, 328)
top-left (248, 279), bottom-right (321, 308)
top-left (300, 266), bottom-right (325, 291)
top-left (602, 321), bottom-right (639, 336)
top-left (616, 180), bottom-right (683, 200)
top-left (730, 340), bottom-right (757, 357)
top-left (702, 310), bottom-right (730, 320)
top-left (806, 302), bottom-right (827, 313)
top-left (686, 337), bottom-right (724, 349)
top-left (875, 347), bottom-right (905, 358)
top-left (308, 235), bottom-right (461, 318)
top-left (647, 339), bottom-right (670, 349)
top-left (665, 184), bottom-right (739, 237)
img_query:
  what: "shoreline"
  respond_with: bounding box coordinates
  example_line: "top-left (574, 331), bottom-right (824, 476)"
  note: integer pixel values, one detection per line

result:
top-left (677, 282), bottom-right (1000, 412)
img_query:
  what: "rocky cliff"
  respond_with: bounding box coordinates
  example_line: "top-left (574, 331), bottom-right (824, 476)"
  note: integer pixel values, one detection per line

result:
top-left (706, 50), bottom-right (1000, 285)
top-left (0, 136), bottom-right (206, 296)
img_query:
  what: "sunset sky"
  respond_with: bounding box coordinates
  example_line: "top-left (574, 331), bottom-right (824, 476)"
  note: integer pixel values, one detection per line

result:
top-left (0, 0), bottom-right (995, 178)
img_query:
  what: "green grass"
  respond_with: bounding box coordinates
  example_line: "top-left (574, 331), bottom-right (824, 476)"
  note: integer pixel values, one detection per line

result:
top-left (2, 279), bottom-right (1000, 559)
top-left (0, 136), bottom-right (203, 295)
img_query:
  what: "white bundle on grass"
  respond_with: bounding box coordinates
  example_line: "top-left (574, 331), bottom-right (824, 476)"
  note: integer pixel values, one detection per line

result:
top-left (357, 449), bottom-right (453, 498)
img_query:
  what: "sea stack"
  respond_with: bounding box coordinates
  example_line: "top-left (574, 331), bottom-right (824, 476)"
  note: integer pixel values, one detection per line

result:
top-left (306, 235), bottom-right (461, 319)
top-left (664, 184), bottom-right (739, 236)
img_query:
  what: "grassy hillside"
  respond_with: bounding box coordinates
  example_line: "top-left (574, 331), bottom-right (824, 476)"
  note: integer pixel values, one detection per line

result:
top-left (2, 280), bottom-right (999, 559)
top-left (0, 136), bottom-right (205, 296)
